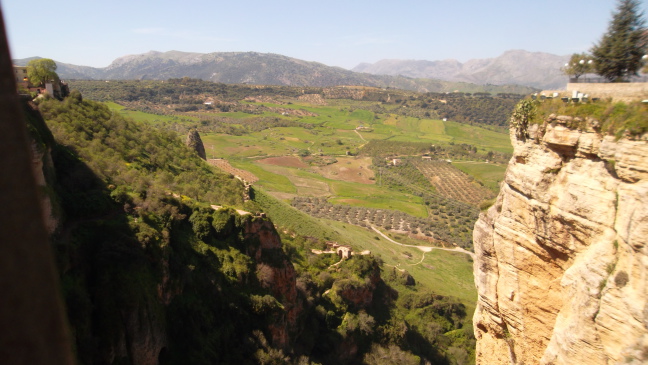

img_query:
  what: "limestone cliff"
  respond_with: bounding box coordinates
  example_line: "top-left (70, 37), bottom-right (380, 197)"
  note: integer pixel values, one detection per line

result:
top-left (473, 116), bottom-right (648, 364)
top-left (23, 100), bottom-right (60, 234)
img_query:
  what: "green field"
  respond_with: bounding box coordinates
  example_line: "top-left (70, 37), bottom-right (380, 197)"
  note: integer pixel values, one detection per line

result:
top-left (229, 158), bottom-right (297, 193)
top-left (328, 182), bottom-right (428, 218)
top-left (234, 158), bottom-right (430, 218)
top-left (452, 161), bottom-right (508, 192)
top-left (201, 119), bottom-right (511, 158)
top-left (444, 121), bottom-right (513, 153)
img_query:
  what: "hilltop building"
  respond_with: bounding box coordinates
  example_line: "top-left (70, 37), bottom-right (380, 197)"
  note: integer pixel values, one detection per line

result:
top-left (13, 65), bottom-right (30, 89)
top-left (13, 65), bottom-right (69, 99)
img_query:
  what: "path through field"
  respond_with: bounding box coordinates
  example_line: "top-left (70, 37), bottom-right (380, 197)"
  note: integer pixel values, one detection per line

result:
top-left (354, 129), bottom-right (367, 147)
top-left (371, 226), bottom-right (475, 259)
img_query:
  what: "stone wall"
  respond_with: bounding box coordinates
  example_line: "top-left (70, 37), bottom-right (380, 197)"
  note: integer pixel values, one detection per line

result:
top-left (566, 82), bottom-right (648, 102)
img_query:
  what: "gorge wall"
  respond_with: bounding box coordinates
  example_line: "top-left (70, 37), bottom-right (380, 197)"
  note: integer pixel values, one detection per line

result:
top-left (473, 117), bottom-right (648, 364)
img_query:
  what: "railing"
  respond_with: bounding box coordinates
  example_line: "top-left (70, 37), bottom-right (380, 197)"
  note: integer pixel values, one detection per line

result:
top-left (569, 75), bottom-right (648, 83)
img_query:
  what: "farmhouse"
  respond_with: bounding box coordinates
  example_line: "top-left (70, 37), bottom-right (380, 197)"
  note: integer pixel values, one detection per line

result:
top-left (325, 241), bottom-right (353, 259)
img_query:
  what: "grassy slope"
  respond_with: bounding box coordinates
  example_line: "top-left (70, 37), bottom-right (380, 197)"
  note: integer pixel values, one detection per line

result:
top-left (443, 121), bottom-right (513, 153)
top-left (329, 221), bottom-right (476, 312)
top-left (105, 101), bottom-right (198, 124)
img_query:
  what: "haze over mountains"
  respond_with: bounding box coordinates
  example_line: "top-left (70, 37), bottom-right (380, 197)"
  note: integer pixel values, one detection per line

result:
top-left (14, 49), bottom-right (569, 91)
top-left (354, 50), bottom-right (570, 90)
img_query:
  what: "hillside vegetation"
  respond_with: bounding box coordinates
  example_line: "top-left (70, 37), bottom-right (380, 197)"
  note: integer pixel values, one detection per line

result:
top-left (523, 97), bottom-right (648, 138)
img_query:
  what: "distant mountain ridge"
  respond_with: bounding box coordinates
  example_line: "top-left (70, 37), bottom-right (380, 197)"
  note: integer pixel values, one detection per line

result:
top-left (353, 50), bottom-right (570, 89)
top-left (13, 50), bottom-right (544, 93)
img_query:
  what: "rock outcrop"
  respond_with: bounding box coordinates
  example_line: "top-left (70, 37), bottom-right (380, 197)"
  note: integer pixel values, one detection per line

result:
top-left (473, 117), bottom-right (648, 364)
top-left (186, 129), bottom-right (206, 160)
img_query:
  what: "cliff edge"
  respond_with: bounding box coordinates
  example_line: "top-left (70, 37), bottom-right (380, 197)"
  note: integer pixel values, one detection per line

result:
top-left (473, 115), bottom-right (648, 364)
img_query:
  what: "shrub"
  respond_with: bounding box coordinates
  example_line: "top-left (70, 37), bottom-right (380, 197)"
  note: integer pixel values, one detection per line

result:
top-left (479, 199), bottom-right (495, 211)
top-left (614, 271), bottom-right (629, 288)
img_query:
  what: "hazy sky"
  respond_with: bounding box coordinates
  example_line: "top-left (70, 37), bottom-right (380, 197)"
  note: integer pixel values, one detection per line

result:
top-left (3, 0), bottom-right (647, 69)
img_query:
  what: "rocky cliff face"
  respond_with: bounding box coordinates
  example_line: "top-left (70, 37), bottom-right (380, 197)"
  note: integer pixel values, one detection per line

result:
top-left (244, 219), bottom-right (300, 350)
top-left (30, 138), bottom-right (58, 234)
top-left (473, 116), bottom-right (648, 364)
top-left (22, 100), bottom-right (60, 234)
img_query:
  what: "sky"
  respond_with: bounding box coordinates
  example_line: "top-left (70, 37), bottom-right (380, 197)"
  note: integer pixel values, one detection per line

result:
top-left (3, 0), bottom-right (648, 69)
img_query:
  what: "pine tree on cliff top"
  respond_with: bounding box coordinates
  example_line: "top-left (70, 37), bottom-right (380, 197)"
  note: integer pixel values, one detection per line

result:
top-left (591, 0), bottom-right (648, 82)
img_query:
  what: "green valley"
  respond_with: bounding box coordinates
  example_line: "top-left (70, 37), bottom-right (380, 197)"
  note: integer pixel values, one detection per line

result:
top-left (76, 79), bottom-right (514, 251)
top-left (32, 80), bottom-right (520, 364)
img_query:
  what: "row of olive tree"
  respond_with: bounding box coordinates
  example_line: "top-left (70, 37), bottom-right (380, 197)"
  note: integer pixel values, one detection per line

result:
top-left (563, 0), bottom-right (647, 82)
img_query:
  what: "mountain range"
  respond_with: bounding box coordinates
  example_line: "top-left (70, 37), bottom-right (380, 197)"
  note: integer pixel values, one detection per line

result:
top-left (353, 50), bottom-right (569, 90)
top-left (14, 49), bottom-right (570, 92)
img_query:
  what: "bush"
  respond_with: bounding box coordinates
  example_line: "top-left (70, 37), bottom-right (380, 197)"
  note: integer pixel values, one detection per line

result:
top-left (479, 199), bottom-right (495, 211)
top-left (614, 270), bottom-right (629, 287)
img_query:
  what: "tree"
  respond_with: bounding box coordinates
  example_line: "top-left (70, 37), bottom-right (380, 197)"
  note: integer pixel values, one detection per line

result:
top-left (591, 0), bottom-right (648, 82)
top-left (561, 53), bottom-right (594, 80)
top-left (26, 58), bottom-right (59, 87)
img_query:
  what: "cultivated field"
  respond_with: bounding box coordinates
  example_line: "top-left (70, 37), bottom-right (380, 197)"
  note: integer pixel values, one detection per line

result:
top-left (207, 159), bottom-right (259, 183)
top-left (257, 156), bottom-right (309, 168)
top-left (310, 156), bottom-right (375, 184)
